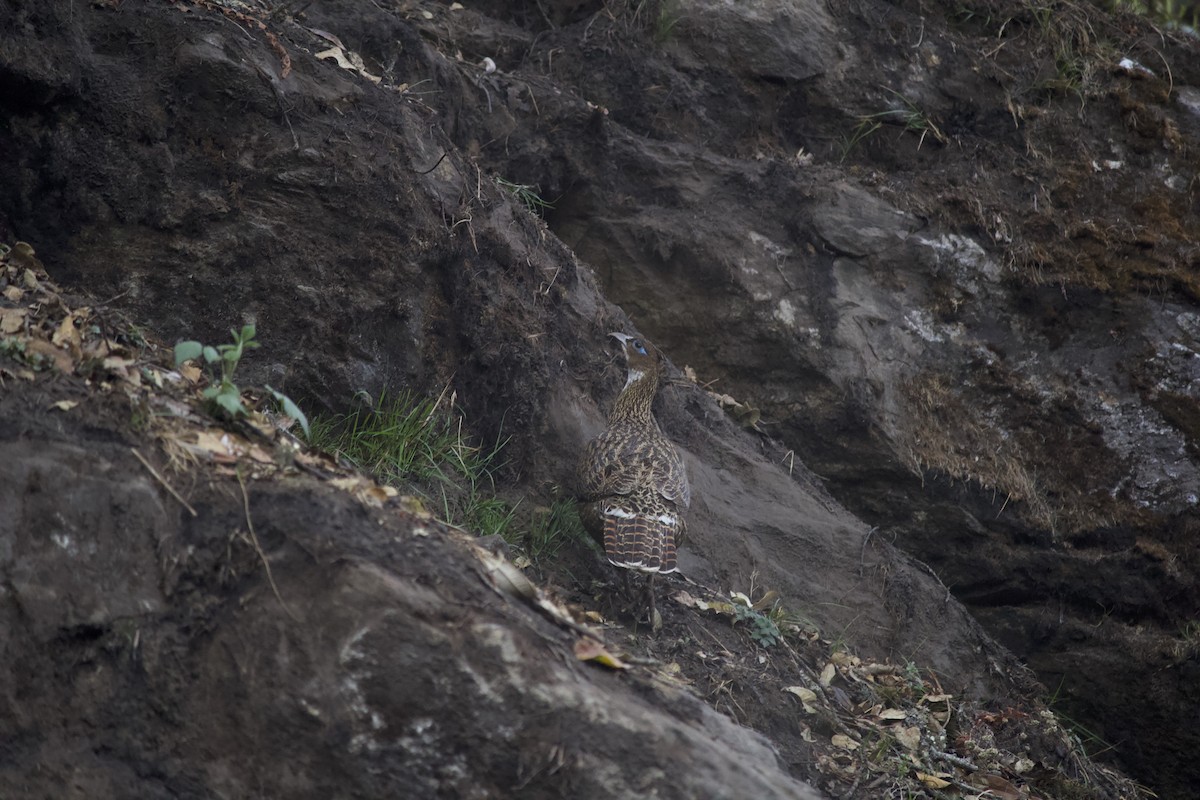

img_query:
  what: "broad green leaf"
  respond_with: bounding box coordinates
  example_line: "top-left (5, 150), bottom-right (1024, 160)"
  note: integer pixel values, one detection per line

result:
top-left (174, 340), bottom-right (203, 366)
top-left (202, 345), bottom-right (220, 364)
top-left (267, 385), bottom-right (310, 437)
top-left (214, 389), bottom-right (247, 418)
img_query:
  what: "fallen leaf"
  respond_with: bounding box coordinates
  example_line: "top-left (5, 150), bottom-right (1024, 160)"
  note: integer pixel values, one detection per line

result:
top-left (0, 307), bottom-right (27, 334)
top-left (3, 286), bottom-right (21, 301)
top-left (397, 494), bottom-right (433, 519)
top-left (783, 685), bottom-right (818, 713)
top-left (192, 430), bottom-right (238, 459)
top-left (315, 46), bottom-right (382, 83)
top-left (830, 734), bottom-right (859, 751)
top-left (574, 638), bottom-right (627, 670)
top-left (819, 661), bottom-right (836, 687)
top-left (25, 338), bottom-right (75, 372)
top-left (916, 772), bottom-right (952, 790)
top-left (51, 311), bottom-right (83, 356)
top-left (894, 725), bottom-right (921, 751)
top-left (48, 400), bottom-right (79, 412)
top-left (246, 444), bottom-right (275, 465)
top-left (102, 356), bottom-right (135, 370)
top-left (878, 708), bottom-right (908, 721)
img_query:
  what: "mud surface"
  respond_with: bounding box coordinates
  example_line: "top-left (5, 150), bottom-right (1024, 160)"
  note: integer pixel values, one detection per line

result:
top-left (1, 0), bottom-right (1197, 797)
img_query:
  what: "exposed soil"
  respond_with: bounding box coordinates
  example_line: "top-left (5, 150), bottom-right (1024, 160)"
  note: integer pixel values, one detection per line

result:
top-left (1, 0), bottom-right (1198, 797)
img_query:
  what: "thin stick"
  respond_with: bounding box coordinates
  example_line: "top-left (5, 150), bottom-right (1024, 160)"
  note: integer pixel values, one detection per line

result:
top-left (236, 468), bottom-right (300, 622)
top-left (132, 448), bottom-right (197, 516)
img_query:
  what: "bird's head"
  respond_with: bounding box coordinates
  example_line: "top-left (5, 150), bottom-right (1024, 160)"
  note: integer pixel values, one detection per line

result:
top-left (609, 332), bottom-right (660, 385)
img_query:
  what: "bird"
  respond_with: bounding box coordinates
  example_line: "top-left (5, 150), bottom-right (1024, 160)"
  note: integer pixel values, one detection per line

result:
top-left (578, 332), bottom-right (691, 627)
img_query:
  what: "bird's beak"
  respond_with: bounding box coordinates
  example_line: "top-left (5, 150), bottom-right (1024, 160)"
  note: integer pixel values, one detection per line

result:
top-left (609, 331), bottom-right (631, 345)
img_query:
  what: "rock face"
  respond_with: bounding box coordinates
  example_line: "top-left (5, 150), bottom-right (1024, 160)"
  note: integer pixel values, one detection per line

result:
top-left (0, 409), bottom-right (817, 800)
top-left (0, 0), bottom-right (1197, 797)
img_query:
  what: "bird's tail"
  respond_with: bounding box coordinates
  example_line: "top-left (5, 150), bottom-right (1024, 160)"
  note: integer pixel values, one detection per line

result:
top-left (601, 505), bottom-right (680, 573)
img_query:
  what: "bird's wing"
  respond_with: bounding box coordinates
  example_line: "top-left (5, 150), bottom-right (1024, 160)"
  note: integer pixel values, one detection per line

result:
top-left (578, 432), bottom-right (640, 499)
top-left (656, 443), bottom-right (691, 508)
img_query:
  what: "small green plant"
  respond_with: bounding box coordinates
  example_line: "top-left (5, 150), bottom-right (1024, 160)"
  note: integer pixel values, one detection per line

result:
top-left (526, 499), bottom-right (594, 561)
top-left (0, 335), bottom-right (56, 372)
top-left (495, 176), bottom-right (554, 217)
top-left (732, 601), bottom-right (783, 648)
top-left (653, 0), bottom-right (683, 42)
top-left (1105, 0), bottom-right (1200, 28)
top-left (308, 389), bottom-right (501, 485)
top-left (309, 389), bottom-right (521, 540)
top-left (174, 324), bottom-right (309, 435)
top-left (839, 90), bottom-right (947, 161)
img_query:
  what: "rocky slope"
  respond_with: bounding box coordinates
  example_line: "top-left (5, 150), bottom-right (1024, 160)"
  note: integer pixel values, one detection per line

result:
top-left (0, 0), bottom-right (1196, 797)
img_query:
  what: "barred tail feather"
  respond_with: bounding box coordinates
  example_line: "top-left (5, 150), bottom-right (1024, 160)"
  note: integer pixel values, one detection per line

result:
top-left (601, 506), bottom-right (680, 574)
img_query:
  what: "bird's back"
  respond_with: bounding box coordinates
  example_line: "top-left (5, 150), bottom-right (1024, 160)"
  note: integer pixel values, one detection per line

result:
top-left (579, 417), bottom-right (689, 573)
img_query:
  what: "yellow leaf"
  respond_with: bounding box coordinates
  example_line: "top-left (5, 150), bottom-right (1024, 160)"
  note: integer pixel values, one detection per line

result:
top-left (0, 307), bottom-right (27, 334)
top-left (916, 772), bottom-right (951, 789)
top-left (830, 734), bottom-right (859, 751)
top-left (894, 725), bottom-right (921, 751)
top-left (819, 662), bottom-right (836, 687)
top-left (194, 430), bottom-right (236, 457)
top-left (52, 314), bottom-right (79, 350)
top-left (573, 638), bottom-right (627, 670)
top-left (25, 338), bottom-right (74, 372)
top-left (398, 494), bottom-right (432, 519)
top-left (48, 400), bottom-right (79, 412)
top-left (179, 363), bottom-right (202, 383)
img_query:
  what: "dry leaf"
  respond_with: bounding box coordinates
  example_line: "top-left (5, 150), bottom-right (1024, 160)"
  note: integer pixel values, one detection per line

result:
top-left (830, 734), bottom-right (859, 751)
top-left (0, 307), bottom-right (27, 334)
top-left (819, 662), bottom-right (836, 687)
top-left (574, 638), bottom-right (627, 670)
top-left (52, 313), bottom-right (81, 354)
top-left (916, 772), bottom-right (952, 790)
top-left (783, 685), bottom-right (818, 713)
top-left (878, 708), bottom-right (908, 720)
top-left (315, 46), bottom-right (382, 83)
top-left (25, 338), bottom-right (75, 372)
top-left (3, 286), bottom-right (21, 301)
top-left (894, 725), bottom-right (921, 751)
top-left (49, 399), bottom-right (79, 412)
top-left (192, 430), bottom-right (238, 461)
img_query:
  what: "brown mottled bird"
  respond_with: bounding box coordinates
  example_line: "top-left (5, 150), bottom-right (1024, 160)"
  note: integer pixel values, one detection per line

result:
top-left (578, 332), bottom-right (691, 625)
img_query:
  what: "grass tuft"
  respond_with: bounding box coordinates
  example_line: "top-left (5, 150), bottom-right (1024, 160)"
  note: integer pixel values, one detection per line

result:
top-left (309, 393), bottom-right (590, 570)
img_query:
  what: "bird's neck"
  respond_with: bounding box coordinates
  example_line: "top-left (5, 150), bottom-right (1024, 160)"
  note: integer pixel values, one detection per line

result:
top-left (610, 369), bottom-right (659, 425)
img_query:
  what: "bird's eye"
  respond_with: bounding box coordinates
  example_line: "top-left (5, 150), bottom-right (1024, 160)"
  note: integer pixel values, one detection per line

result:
top-left (633, 339), bottom-right (647, 355)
